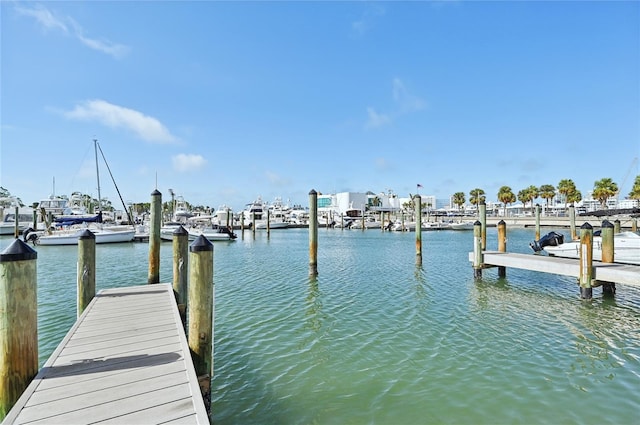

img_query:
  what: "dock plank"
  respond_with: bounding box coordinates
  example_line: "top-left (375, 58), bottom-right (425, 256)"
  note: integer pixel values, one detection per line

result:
top-left (470, 251), bottom-right (640, 287)
top-left (2, 283), bottom-right (209, 425)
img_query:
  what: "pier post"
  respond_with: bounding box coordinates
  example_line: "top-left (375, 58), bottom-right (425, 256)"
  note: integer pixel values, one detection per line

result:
top-left (535, 204), bottom-right (541, 241)
top-left (600, 220), bottom-right (616, 296)
top-left (309, 189), bottom-right (318, 276)
top-left (267, 209), bottom-right (271, 235)
top-left (569, 204), bottom-right (577, 240)
top-left (479, 202), bottom-right (487, 250)
top-left (173, 225), bottom-right (189, 325)
top-left (77, 229), bottom-right (96, 318)
top-left (13, 206), bottom-right (19, 238)
top-left (340, 213), bottom-right (344, 231)
top-left (579, 223), bottom-right (593, 299)
top-left (0, 239), bottom-right (38, 420)
top-left (361, 211), bottom-right (365, 231)
top-left (381, 211), bottom-right (385, 232)
top-left (188, 235), bottom-right (214, 415)
top-left (252, 212), bottom-right (256, 236)
top-left (148, 189), bottom-right (162, 284)
top-left (613, 219), bottom-right (621, 234)
top-left (415, 195), bottom-right (422, 265)
top-left (473, 221), bottom-right (483, 279)
top-left (497, 220), bottom-right (507, 278)
top-left (632, 219), bottom-right (637, 232)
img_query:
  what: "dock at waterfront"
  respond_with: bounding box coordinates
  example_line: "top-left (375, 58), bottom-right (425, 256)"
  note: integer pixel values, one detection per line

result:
top-left (469, 251), bottom-right (640, 287)
top-left (1, 283), bottom-right (209, 425)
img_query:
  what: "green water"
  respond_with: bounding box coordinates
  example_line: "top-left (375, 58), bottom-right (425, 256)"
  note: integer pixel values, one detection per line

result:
top-left (2, 228), bottom-right (639, 424)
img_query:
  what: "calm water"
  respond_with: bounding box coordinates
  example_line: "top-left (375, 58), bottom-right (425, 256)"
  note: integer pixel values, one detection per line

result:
top-left (2, 227), bottom-right (639, 424)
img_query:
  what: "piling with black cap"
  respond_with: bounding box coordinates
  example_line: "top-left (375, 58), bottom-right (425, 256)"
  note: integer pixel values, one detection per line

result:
top-left (497, 220), bottom-right (507, 278)
top-left (415, 195), bottom-right (422, 265)
top-left (569, 204), bottom-right (577, 240)
top-left (600, 220), bottom-right (616, 296)
top-left (148, 189), bottom-right (162, 284)
top-left (0, 239), bottom-right (38, 420)
top-left (173, 225), bottom-right (189, 325)
top-left (534, 204), bottom-right (541, 242)
top-left (77, 229), bottom-right (96, 317)
top-left (613, 219), bottom-right (621, 234)
top-left (309, 189), bottom-right (318, 276)
top-left (479, 202), bottom-right (487, 250)
top-left (473, 220), bottom-right (483, 279)
top-left (188, 235), bottom-right (214, 414)
top-left (579, 223), bottom-right (593, 299)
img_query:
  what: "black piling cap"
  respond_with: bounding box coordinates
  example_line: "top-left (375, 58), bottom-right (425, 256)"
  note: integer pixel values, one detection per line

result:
top-left (474, 220), bottom-right (481, 225)
top-left (602, 220), bottom-right (614, 229)
top-left (79, 229), bottom-right (96, 240)
top-left (174, 225), bottom-right (189, 236)
top-left (190, 234), bottom-right (213, 252)
top-left (581, 222), bottom-right (593, 230)
top-left (151, 189), bottom-right (161, 196)
top-left (309, 189), bottom-right (317, 195)
top-left (498, 220), bottom-right (506, 225)
top-left (0, 238), bottom-right (37, 262)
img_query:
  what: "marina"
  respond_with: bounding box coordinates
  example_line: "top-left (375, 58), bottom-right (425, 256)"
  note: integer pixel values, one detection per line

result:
top-left (2, 222), bottom-right (640, 424)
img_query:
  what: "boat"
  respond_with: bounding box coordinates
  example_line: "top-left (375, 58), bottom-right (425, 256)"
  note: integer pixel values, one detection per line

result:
top-left (24, 226), bottom-right (136, 245)
top-left (24, 139), bottom-right (136, 245)
top-left (531, 230), bottom-right (640, 265)
top-left (160, 224), bottom-right (237, 242)
top-left (449, 220), bottom-right (475, 231)
top-left (242, 196), bottom-right (289, 229)
top-left (0, 198), bottom-right (34, 235)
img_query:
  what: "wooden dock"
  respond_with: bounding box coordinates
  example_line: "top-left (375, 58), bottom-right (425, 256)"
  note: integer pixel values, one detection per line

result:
top-left (2, 283), bottom-right (209, 425)
top-left (470, 251), bottom-right (640, 287)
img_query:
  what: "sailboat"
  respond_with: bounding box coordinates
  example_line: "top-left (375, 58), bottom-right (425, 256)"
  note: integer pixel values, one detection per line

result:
top-left (23, 139), bottom-right (136, 246)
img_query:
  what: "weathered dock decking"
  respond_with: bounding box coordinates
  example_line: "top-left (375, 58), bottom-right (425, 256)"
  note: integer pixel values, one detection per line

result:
top-left (470, 251), bottom-right (640, 287)
top-left (2, 283), bottom-right (209, 425)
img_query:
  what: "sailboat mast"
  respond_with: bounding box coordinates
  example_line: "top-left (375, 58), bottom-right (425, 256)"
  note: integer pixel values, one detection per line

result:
top-left (94, 138), bottom-right (102, 212)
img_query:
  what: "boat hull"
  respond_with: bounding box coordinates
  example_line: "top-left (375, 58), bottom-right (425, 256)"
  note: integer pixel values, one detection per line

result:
top-left (36, 229), bottom-right (136, 245)
top-left (543, 231), bottom-right (640, 265)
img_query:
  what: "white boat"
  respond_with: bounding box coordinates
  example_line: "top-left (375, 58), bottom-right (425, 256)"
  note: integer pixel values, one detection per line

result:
top-left (535, 231), bottom-right (640, 265)
top-left (25, 226), bottom-right (136, 246)
top-left (0, 199), bottom-right (34, 235)
top-left (449, 220), bottom-right (475, 231)
top-left (160, 225), bottom-right (237, 242)
top-left (421, 221), bottom-right (451, 231)
top-left (242, 196), bottom-right (289, 229)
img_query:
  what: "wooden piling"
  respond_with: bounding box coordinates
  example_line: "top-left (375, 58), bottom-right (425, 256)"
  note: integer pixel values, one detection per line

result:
top-left (579, 223), bottom-right (593, 299)
top-left (267, 209), bottom-right (271, 235)
top-left (13, 206), bottom-right (19, 238)
top-left (632, 219), bottom-right (637, 232)
top-left (613, 219), bottom-right (621, 234)
top-left (415, 195), bottom-right (422, 265)
top-left (479, 202), bottom-right (487, 250)
top-left (600, 220), bottom-right (616, 296)
top-left (252, 212), bottom-right (256, 236)
top-left (173, 225), bottom-right (189, 325)
top-left (497, 220), bottom-right (507, 278)
top-left (148, 189), bottom-right (161, 284)
top-left (188, 235), bottom-right (214, 415)
top-left (77, 229), bottom-right (96, 318)
top-left (534, 204), bottom-right (541, 241)
top-left (309, 189), bottom-right (318, 276)
top-left (473, 220), bottom-right (482, 279)
top-left (0, 239), bottom-right (38, 421)
top-left (569, 204), bottom-right (577, 240)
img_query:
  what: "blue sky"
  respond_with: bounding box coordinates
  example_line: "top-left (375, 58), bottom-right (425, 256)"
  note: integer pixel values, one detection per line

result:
top-left (1, 0), bottom-right (639, 212)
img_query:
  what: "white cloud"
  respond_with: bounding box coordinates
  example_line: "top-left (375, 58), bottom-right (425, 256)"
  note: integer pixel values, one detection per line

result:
top-left (64, 99), bottom-right (177, 144)
top-left (351, 4), bottom-right (386, 37)
top-left (393, 78), bottom-right (426, 112)
top-left (365, 107), bottom-right (391, 129)
top-left (14, 4), bottom-right (68, 33)
top-left (15, 4), bottom-right (129, 59)
top-left (172, 154), bottom-right (207, 172)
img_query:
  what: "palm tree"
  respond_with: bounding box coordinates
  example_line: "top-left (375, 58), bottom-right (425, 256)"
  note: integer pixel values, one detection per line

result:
top-left (538, 184), bottom-right (556, 209)
top-left (567, 189), bottom-right (582, 207)
top-left (592, 178), bottom-right (618, 209)
top-left (517, 185), bottom-right (538, 212)
top-left (452, 192), bottom-right (465, 212)
top-left (629, 175), bottom-right (640, 200)
top-left (557, 179), bottom-right (578, 211)
top-left (497, 186), bottom-right (516, 217)
top-left (469, 188), bottom-right (485, 215)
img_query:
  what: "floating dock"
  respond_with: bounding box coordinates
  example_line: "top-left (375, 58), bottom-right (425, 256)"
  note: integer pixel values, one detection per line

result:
top-left (2, 283), bottom-right (209, 425)
top-left (469, 251), bottom-right (640, 287)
